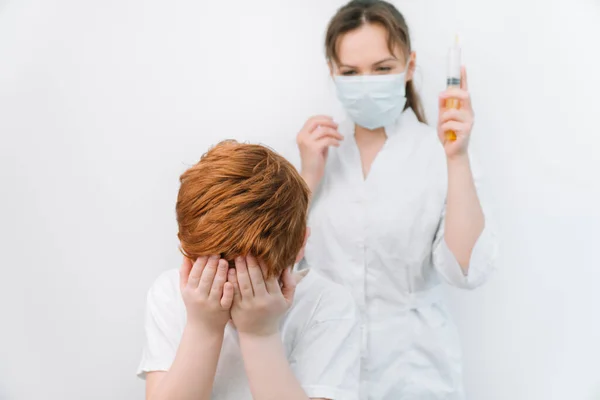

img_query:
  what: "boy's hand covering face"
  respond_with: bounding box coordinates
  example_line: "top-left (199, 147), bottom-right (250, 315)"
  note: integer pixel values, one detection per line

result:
top-left (228, 255), bottom-right (296, 337)
top-left (179, 255), bottom-right (234, 334)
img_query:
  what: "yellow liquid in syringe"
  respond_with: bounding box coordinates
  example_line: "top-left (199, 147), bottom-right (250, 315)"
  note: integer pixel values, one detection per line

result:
top-left (445, 96), bottom-right (459, 142)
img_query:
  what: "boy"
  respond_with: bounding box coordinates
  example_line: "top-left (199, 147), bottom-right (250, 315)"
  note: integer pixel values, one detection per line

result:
top-left (137, 140), bottom-right (360, 400)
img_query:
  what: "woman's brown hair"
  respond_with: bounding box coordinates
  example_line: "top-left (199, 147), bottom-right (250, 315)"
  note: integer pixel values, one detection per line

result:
top-left (325, 0), bottom-right (427, 124)
top-left (176, 140), bottom-right (309, 278)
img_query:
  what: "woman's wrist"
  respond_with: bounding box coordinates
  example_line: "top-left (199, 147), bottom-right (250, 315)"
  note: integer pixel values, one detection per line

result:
top-left (300, 170), bottom-right (320, 193)
top-left (446, 152), bottom-right (470, 169)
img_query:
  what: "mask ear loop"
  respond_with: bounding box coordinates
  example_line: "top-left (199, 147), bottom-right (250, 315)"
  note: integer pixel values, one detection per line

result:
top-left (403, 57), bottom-right (413, 83)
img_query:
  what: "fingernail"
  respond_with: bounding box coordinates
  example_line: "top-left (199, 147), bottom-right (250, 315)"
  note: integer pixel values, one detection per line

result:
top-left (236, 256), bottom-right (243, 263)
top-left (210, 255), bottom-right (219, 261)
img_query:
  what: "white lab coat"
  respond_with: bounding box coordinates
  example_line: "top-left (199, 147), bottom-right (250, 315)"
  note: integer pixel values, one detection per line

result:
top-left (298, 108), bottom-right (498, 400)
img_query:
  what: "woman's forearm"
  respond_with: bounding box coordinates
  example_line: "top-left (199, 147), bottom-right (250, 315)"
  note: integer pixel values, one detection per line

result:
top-left (149, 323), bottom-right (223, 400)
top-left (300, 171), bottom-right (319, 200)
top-left (444, 154), bottom-right (485, 272)
top-left (239, 333), bottom-right (309, 400)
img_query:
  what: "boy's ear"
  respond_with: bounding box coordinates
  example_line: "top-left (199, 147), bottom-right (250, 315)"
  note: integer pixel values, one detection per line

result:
top-left (294, 227), bottom-right (311, 264)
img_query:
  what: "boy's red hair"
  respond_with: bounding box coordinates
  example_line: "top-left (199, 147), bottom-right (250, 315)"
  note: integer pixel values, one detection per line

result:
top-left (176, 140), bottom-right (309, 277)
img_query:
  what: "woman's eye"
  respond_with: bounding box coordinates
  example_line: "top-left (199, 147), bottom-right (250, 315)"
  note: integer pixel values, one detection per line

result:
top-left (341, 70), bottom-right (357, 76)
top-left (377, 66), bottom-right (392, 72)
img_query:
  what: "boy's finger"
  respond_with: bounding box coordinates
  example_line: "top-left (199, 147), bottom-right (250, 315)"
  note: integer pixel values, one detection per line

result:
top-left (280, 267), bottom-right (297, 304)
top-left (260, 260), bottom-right (280, 294)
top-left (247, 255), bottom-right (267, 296)
top-left (179, 256), bottom-right (193, 289)
top-left (209, 259), bottom-right (228, 300)
top-left (198, 255), bottom-right (219, 295)
top-left (221, 282), bottom-right (234, 309)
top-left (228, 268), bottom-right (242, 302)
top-left (187, 256), bottom-right (208, 289)
top-left (234, 256), bottom-right (254, 298)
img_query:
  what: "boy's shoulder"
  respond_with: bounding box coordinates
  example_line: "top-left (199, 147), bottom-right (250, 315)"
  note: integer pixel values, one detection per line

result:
top-left (289, 268), bottom-right (357, 324)
top-left (145, 269), bottom-right (185, 317)
top-left (148, 268), bottom-right (181, 298)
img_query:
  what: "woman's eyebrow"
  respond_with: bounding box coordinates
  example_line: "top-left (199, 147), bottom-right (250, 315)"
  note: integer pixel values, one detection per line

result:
top-left (373, 57), bottom-right (397, 65)
top-left (338, 57), bottom-right (397, 69)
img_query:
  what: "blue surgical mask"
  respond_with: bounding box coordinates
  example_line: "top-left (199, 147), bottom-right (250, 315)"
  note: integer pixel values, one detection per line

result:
top-left (333, 71), bottom-right (407, 130)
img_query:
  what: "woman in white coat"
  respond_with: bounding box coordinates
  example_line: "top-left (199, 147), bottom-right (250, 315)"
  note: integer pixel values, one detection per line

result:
top-left (296, 1), bottom-right (498, 399)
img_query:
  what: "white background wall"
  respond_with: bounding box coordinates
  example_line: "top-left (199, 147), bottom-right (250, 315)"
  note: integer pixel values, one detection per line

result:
top-left (1, 0), bottom-right (599, 399)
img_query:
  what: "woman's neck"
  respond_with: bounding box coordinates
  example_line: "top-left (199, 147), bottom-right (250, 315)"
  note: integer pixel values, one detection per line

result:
top-left (353, 124), bottom-right (387, 180)
top-left (354, 124), bottom-right (387, 147)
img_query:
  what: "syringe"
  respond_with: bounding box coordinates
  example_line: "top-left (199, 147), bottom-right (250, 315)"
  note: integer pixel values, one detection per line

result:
top-left (445, 35), bottom-right (461, 142)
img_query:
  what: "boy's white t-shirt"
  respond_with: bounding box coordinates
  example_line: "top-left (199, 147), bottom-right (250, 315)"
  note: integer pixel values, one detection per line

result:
top-left (137, 268), bottom-right (360, 400)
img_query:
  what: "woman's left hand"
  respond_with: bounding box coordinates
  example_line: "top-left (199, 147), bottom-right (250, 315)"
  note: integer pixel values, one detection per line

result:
top-left (437, 66), bottom-right (474, 159)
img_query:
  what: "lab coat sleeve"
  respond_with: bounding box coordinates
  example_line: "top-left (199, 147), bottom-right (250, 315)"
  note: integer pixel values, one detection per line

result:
top-left (432, 153), bottom-right (499, 290)
top-left (136, 271), bottom-right (181, 378)
top-left (289, 286), bottom-right (361, 400)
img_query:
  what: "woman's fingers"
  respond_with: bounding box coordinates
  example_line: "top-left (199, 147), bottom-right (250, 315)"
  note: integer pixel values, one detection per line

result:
top-left (198, 255), bottom-right (219, 295)
top-left (439, 88), bottom-right (472, 112)
top-left (304, 116), bottom-right (338, 134)
top-left (209, 259), bottom-right (228, 301)
top-left (312, 126), bottom-right (344, 141)
top-left (437, 73), bottom-right (474, 142)
top-left (439, 108), bottom-right (469, 124)
top-left (439, 88), bottom-right (469, 102)
top-left (246, 255), bottom-right (267, 296)
top-left (440, 121), bottom-right (465, 135)
top-left (187, 256), bottom-right (208, 289)
top-left (234, 256), bottom-right (254, 298)
top-left (315, 138), bottom-right (341, 151)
